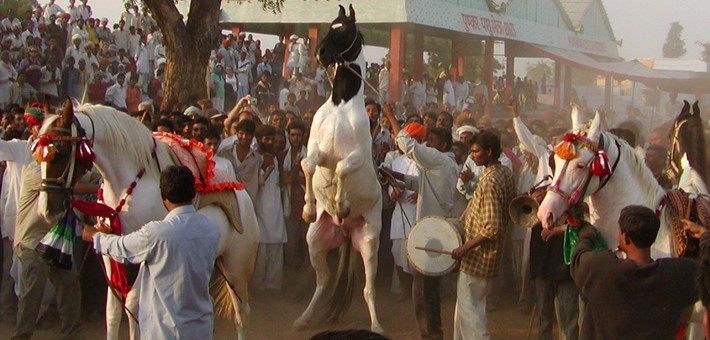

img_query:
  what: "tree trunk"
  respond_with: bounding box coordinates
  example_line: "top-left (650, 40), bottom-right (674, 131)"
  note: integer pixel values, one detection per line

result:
top-left (143, 0), bottom-right (221, 111)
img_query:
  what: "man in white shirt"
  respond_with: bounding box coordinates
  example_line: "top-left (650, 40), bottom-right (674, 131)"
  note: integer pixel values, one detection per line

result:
top-left (43, 0), bottom-right (65, 23)
top-left (104, 72), bottom-right (127, 111)
top-left (112, 20), bottom-right (129, 52)
top-left (83, 166), bottom-right (220, 339)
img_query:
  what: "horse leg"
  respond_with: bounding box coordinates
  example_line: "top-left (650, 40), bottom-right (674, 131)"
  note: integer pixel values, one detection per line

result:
top-left (103, 256), bottom-right (122, 340)
top-left (351, 215), bottom-right (383, 333)
top-left (301, 147), bottom-right (323, 223)
top-left (294, 220), bottom-right (335, 329)
top-left (221, 247), bottom-right (254, 340)
top-left (334, 149), bottom-right (366, 219)
top-left (125, 286), bottom-right (140, 340)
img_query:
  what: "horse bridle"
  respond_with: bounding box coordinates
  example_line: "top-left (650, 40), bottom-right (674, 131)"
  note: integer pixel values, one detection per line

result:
top-left (548, 134), bottom-right (621, 206)
top-left (36, 114), bottom-right (95, 194)
top-left (334, 29), bottom-right (362, 66)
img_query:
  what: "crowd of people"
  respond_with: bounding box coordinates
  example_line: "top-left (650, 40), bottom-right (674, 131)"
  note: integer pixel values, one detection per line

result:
top-left (0, 0), bottom-right (708, 339)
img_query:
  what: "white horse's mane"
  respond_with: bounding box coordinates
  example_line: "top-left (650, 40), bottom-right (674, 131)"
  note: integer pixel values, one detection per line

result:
top-left (601, 131), bottom-right (664, 203)
top-left (75, 104), bottom-right (173, 178)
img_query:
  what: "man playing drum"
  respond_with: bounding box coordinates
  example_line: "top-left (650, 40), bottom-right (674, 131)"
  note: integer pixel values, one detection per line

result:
top-left (381, 103), bottom-right (458, 340)
top-left (451, 130), bottom-right (516, 340)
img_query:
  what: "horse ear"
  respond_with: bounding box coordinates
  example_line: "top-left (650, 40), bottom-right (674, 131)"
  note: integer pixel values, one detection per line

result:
top-left (587, 111), bottom-right (602, 142)
top-left (338, 5), bottom-right (346, 17)
top-left (60, 98), bottom-right (73, 129)
top-left (570, 103), bottom-right (584, 132)
top-left (349, 4), bottom-right (356, 22)
top-left (692, 101), bottom-right (700, 115)
top-left (681, 100), bottom-right (690, 116)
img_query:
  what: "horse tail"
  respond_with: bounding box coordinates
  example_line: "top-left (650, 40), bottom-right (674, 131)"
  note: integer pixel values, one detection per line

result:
top-left (210, 261), bottom-right (236, 321)
top-left (324, 241), bottom-right (358, 323)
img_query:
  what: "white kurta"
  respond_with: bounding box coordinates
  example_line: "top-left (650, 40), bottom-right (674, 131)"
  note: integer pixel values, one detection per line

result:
top-left (389, 153), bottom-right (418, 240)
top-left (0, 139), bottom-right (32, 239)
top-left (0, 61), bottom-right (17, 107)
top-left (93, 205), bottom-right (219, 340)
top-left (255, 155), bottom-right (287, 244)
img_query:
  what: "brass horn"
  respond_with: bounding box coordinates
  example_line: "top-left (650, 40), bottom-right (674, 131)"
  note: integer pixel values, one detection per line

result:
top-left (509, 176), bottom-right (552, 229)
top-left (509, 195), bottom-right (542, 229)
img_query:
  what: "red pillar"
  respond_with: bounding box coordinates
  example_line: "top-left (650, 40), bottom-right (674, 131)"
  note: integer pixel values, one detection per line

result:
top-left (553, 61), bottom-right (562, 107)
top-left (483, 38), bottom-right (495, 105)
top-left (307, 24), bottom-right (319, 71)
top-left (282, 24), bottom-right (295, 78)
top-left (451, 37), bottom-right (464, 81)
top-left (412, 33), bottom-right (424, 79)
top-left (389, 24), bottom-right (405, 104)
top-left (230, 23), bottom-right (243, 35)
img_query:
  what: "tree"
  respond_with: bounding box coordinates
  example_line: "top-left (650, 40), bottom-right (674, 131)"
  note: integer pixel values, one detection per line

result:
top-left (131, 0), bottom-right (283, 110)
top-left (525, 61), bottom-right (552, 83)
top-left (662, 21), bottom-right (686, 58)
top-left (696, 41), bottom-right (710, 63)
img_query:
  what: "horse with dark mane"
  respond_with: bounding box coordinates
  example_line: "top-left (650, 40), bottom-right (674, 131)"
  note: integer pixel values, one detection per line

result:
top-left (667, 100), bottom-right (708, 188)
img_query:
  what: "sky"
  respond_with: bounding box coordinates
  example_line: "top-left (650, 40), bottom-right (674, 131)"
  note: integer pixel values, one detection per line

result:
top-left (54, 0), bottom-right (708, 62)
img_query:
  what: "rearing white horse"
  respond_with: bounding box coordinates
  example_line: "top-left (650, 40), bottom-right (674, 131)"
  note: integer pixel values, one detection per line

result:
top-left (294, 5), bottom-right (383, 333)
top-left (36, 101), bottom-right (259, 340)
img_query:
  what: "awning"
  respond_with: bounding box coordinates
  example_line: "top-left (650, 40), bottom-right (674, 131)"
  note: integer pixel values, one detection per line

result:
top-left (524, 43), bottom-right (710, 93)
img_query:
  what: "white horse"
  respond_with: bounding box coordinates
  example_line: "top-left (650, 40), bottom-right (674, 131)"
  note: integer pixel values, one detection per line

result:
top-left (36, 101), bottom-right (259, 340)
top-left (537, 111), bottom-right (708, 337)
top-left (294, 5), bottom-right (383, 333)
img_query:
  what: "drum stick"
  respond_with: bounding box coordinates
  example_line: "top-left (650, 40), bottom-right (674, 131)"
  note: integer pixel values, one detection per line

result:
top-left (415, 246), bottom-right (452, 255)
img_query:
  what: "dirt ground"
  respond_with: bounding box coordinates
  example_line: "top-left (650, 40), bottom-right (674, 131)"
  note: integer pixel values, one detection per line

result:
top-left (0, 272), bottom-right (544, 340)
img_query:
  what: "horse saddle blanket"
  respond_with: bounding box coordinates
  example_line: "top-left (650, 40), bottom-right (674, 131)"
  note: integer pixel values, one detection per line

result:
top-left (666, 189), bottom-right (710, 258)
top-left (153, 132), bottom-right (244, 233)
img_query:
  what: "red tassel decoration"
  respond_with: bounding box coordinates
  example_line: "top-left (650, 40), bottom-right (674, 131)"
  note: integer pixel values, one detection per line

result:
top-left (76, 140), bottom-right (95, 163)
top-left (590, 150), bottom-right (611, 176)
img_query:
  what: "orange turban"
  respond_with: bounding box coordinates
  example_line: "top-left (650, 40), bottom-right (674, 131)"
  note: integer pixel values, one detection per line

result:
top-left (403, 122), bottom-right (427, 140)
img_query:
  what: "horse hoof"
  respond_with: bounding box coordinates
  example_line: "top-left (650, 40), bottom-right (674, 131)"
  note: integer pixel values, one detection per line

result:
top-left (302, 211), bottom-right (316, 223)
top-left (371, 324), bottom-right (384, 334)
top-left (302, 205), bottom-right (316, 223)
top-left (336, 206), bottom-right (350, 219)
top-left (293, 316), bottom-right (310, 331)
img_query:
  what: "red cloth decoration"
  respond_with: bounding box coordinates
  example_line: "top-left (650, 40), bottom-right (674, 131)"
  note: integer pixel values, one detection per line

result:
top-left (590, 151), bottom-right (611, 177)
top-left (561, 133), bottom-right (579, 143)
top-left (71, 199), bottom-right (132, 298)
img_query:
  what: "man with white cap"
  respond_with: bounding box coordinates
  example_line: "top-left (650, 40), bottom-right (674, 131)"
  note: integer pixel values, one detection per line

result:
top-left (96, 18), bottom-right (111, 43)
top-left (286, 34), bottom-right (301, 77)
top-left (63, 34), bottom-right (86, 66)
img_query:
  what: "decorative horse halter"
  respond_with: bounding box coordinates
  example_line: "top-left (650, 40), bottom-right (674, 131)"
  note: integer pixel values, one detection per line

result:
top-left (548, 132), bottom-right (621, 206)
top-left (33, 115), bottom-right (95, 194)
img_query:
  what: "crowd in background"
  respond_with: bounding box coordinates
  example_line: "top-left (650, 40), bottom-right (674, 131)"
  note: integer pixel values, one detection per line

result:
top-left (0, 0), bottom-right (708, 338)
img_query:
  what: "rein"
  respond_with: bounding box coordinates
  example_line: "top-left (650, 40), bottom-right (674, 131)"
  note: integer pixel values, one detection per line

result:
top-left (322, 30), bottom-right (380, 95)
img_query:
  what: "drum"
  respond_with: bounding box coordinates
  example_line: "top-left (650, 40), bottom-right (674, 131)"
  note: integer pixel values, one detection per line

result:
top-left (406, 216), bottom-right (464, 276)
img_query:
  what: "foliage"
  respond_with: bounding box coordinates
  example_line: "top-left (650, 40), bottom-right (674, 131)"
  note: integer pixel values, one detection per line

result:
top-left (0, 0), bottom-right (34, 16)
top-left (662, 22), bottom-right (686, 58)
top-left (124, 0), bottom-right (284, 12)
top-left (696, 41), bottom-right (710, 63)
top-left (525, 61), bottom-right (552, 83)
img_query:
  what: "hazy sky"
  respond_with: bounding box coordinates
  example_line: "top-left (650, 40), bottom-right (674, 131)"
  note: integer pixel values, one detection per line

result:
top-left (602, 0), bottom-right (707, 60)
top-left (56, 0), bottom-right (707, 61)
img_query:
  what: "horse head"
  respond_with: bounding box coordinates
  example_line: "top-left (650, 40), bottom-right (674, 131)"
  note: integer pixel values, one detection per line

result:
top-left (538, 112), bottom-right (611, 229)
top-left (668, 100), bottom-right (707, 186)
top-left (316, 4), bottom-right (362, 68)
top-left (36, 99), bottom-right (95, 223)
